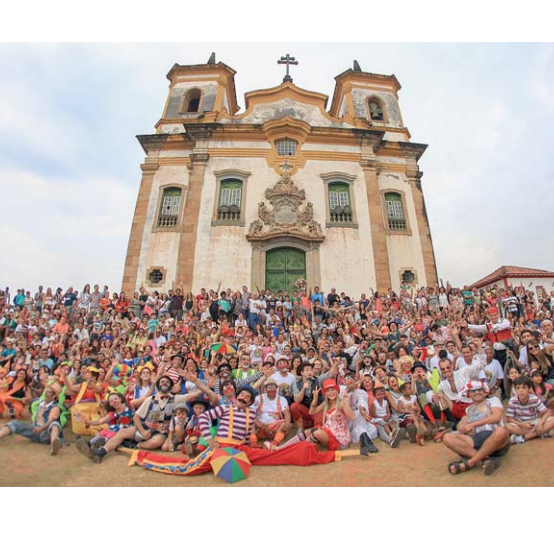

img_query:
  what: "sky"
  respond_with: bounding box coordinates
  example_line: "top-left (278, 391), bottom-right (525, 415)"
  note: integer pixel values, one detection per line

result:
top-left (1, 42), bottom-right (554, 293)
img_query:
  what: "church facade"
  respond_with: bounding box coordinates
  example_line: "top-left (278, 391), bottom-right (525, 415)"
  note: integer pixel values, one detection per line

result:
top-left (122, 56), bottom-right (438, 295)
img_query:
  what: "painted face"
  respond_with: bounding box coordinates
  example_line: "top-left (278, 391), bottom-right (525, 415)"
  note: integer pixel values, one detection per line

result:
top-left (266, 384), bottom-right (277, 397)
top-left (175, 410), bottom-right (188, 422)
top-left (108, 395), bottom-right (121, 408)
top-left (236, 390), bottom-right (253, 407)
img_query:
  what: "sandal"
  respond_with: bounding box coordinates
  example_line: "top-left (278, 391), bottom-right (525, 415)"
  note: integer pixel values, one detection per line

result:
top-left (434, 429), bottom-right (450, 443)
top-left (448, 459), bottom-right (472, 475)
top-left (417, 434), bottom-right (425, 446)
top-left (482, 457), bottom-right (501, 476)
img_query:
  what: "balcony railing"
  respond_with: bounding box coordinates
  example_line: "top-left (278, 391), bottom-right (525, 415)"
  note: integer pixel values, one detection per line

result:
top-left (158, 215), bottom-right (178, 227)
top-left (217, 205), bottom-right (241, 221)
top-left (329, 205), bottom-right (353, 223)
top-left (388, 217), bottom-right (407, 231)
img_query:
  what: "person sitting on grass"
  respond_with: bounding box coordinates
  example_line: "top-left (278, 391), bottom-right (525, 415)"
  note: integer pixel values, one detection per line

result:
top-left (163, 403), bottom-right (189, 452)
top-left (75, 391), bottom-right (134, 459)
top-left (371, 385), bottom-right (400, 447)
top-left (269, 379), bottom-right (356, 453)
top-left (0, 386), bottom-right (62, 455)
top-left (505, 375), bottom-right (554, 444)
top-left (85, 376), bottom-right (201, 463)
top-left (251, 378), bottom-right (291, 449)
top-left (343, 373), bottom-right (379, 454)
top-left (442, 380), bottom-right (510, 476)
top-left (397, 382), bottom-right (428, 446)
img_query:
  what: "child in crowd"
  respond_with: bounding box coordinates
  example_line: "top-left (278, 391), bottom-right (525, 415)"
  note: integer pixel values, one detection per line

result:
top-left (397, 382), bottom-right (427, 446)
top-left (505, 376), bottom-right (554, 444)
top-left (371, 385), bottom-right (402, 447)
top-left (183, 397), bottom-right (210, 456)
top-left (163, 403), bottom-right (189, 452)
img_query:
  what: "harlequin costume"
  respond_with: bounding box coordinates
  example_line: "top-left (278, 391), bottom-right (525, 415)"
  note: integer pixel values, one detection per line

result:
top-left (127, 385), bottom-right (345, 476)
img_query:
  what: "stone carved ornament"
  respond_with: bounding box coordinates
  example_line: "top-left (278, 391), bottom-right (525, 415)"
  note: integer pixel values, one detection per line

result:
top-left (247, 162), bottom-right (324, 241)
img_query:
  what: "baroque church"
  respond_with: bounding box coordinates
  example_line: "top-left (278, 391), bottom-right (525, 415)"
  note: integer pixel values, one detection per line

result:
top-left (122, 54), bottom-right (438, 295)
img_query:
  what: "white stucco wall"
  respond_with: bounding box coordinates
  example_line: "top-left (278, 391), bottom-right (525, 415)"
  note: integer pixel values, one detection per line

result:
top-left (189, 154), bottom-right (377, 295)
top-left (378, 172), bottom-right (426, 292)
top-left (137, 165), bottom-right (189, 291)
top-left (190, 156), bottom-right (260, 292)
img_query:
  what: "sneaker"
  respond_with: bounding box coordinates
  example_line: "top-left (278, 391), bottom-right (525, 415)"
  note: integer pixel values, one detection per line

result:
top-left (509, 435), bottom-right (525, 445)
top-left (50, 437), bottom-right (60, 456)
top-left (76, 438), bottom-right (94, 460)
top-left (91, 447), bottom-right (107, 464)
top-left (391, 428), bottom-right (406, 448)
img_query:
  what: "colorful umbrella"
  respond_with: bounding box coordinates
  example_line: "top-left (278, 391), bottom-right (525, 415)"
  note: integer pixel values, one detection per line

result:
top-left (210, 447), bottom-right (251, 483)
top-left (209, 342), bottom-right (237, 355)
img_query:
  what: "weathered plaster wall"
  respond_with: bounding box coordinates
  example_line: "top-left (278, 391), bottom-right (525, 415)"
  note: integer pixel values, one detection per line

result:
top-left (165, 83), bottom-right (218, 118)
top-left (351, 88), bottom-right (403, 128)
top-left (378, 172), bottom-right (426, 292)
top-left (231, 99), bottom-right (350, 128)
top-left (136, 165), bottom-right (188, 291)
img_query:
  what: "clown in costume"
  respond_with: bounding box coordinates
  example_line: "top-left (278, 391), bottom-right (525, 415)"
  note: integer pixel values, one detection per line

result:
top-left (269, 379), bottom-right (357, 453)
top-left (76, 391), bottom-right (134, 459)
top-left (251, 378), bottom-right (291, 448)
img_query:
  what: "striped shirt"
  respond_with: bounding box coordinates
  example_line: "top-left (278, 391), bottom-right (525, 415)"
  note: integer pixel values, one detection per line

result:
top-left (199, 404), bottom-right (257, 444)
top-left (506, 394), bottom-right (548, 421)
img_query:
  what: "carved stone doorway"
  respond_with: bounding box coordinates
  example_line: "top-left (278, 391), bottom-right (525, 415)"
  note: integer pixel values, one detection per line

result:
top-left (265, 247), bottom-right (306, 293)
top-left (250, 236), bottom-right (322, 291)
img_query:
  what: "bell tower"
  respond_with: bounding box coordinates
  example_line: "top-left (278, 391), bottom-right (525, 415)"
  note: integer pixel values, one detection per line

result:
top-left (156, 53), bottom-right (239, 134)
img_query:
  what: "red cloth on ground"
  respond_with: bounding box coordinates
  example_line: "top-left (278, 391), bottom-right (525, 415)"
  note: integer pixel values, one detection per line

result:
top-left (131, 441), bottom-right (337, 476)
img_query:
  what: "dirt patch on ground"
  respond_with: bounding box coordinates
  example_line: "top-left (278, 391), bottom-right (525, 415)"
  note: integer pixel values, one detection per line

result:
top-left (1, 420), bottom-right (553, 487)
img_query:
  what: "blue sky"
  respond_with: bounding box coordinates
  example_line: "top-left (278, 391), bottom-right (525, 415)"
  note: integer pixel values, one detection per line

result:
top-left (1, 43), bottom-right (553, 293)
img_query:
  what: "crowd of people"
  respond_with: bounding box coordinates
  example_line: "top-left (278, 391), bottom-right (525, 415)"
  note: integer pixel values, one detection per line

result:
top-left (1, 279), bottom-right (553, 479)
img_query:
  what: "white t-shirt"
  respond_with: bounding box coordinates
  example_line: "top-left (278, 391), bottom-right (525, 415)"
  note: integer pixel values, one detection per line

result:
top-left (272, 371), bottom-right (296, 398)
top-left (484, 359), bottom-right (504, 389)
top-left (253, 394), bottom-right (288, 424)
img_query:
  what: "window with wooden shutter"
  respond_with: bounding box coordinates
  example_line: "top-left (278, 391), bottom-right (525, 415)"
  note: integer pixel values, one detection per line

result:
top-left (218, 180), bottom-right (242, 221)
top-left (385, 192), bottom-right (406, 231)
top-left (328, 183), bottom-right (352, 223)
top-left (157, 187), bottom-right (181, 228)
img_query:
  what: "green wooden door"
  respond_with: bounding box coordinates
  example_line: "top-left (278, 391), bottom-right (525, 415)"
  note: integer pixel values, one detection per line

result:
top-left (265, 248), bottom-right (306, 293)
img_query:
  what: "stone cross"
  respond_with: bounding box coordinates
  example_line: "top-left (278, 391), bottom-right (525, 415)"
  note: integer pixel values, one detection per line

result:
top-left (277, 54), bottom-right (298, 83)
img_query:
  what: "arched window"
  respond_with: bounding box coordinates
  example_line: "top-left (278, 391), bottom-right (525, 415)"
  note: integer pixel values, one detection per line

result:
top-left (368, 98), bottom-right (384, 121)
top-left (157, 187), bottom-right (182, 228)
top-left (275, 138), bottom-right (298, 156)
top-left (184, 89), bottom-right (201, 113)
top-left (384, 192), bottom-right (406, 231)
top-left (218, 179), bottom-right (242, 221)
top-left (328, 182), bottom-right (352, 223)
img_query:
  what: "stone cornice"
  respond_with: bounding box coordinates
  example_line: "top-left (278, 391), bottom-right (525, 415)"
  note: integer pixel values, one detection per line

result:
top-left (136, 133), bottom-right (169, 155)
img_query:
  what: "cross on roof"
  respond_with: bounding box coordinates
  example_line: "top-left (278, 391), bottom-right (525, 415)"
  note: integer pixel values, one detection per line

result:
top-left (277, 54), bottom-right (298, 83)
